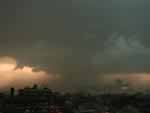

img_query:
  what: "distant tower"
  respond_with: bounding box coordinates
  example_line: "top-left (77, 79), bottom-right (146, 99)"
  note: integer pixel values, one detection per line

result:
top-left (32, 84), bottom-right (38, 89)
top-left (10, 87), bottom-right (15, 97)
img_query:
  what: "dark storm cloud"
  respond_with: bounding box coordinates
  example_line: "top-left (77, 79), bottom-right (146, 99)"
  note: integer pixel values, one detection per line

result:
top-left (0, 0), bottom-right (150, 91)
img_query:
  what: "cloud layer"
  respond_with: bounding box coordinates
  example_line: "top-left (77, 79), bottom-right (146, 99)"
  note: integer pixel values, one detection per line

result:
top-left (0, 57), bottom-right (62, 91)
top-left (0, 0), bottom-right (150, 92)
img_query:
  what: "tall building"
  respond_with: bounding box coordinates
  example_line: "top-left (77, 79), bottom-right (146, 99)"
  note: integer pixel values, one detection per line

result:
top-left (10, 87), bottom-right (15, 97)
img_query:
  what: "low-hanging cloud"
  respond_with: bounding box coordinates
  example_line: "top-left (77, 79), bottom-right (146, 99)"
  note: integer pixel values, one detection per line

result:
top-left (0, 57), bottom-right (62, 91)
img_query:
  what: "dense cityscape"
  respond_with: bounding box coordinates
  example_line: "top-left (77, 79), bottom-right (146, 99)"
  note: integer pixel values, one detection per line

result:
top-left (0, 84), bottom-right (148, 113)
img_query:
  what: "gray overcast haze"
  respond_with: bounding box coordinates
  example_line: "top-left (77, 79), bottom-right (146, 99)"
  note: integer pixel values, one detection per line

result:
top-left (0, 0), bottom-right (150, 92)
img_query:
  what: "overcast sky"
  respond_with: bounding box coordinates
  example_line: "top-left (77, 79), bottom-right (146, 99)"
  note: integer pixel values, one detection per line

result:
top-left (0, 0), bottom-right (150, 92)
